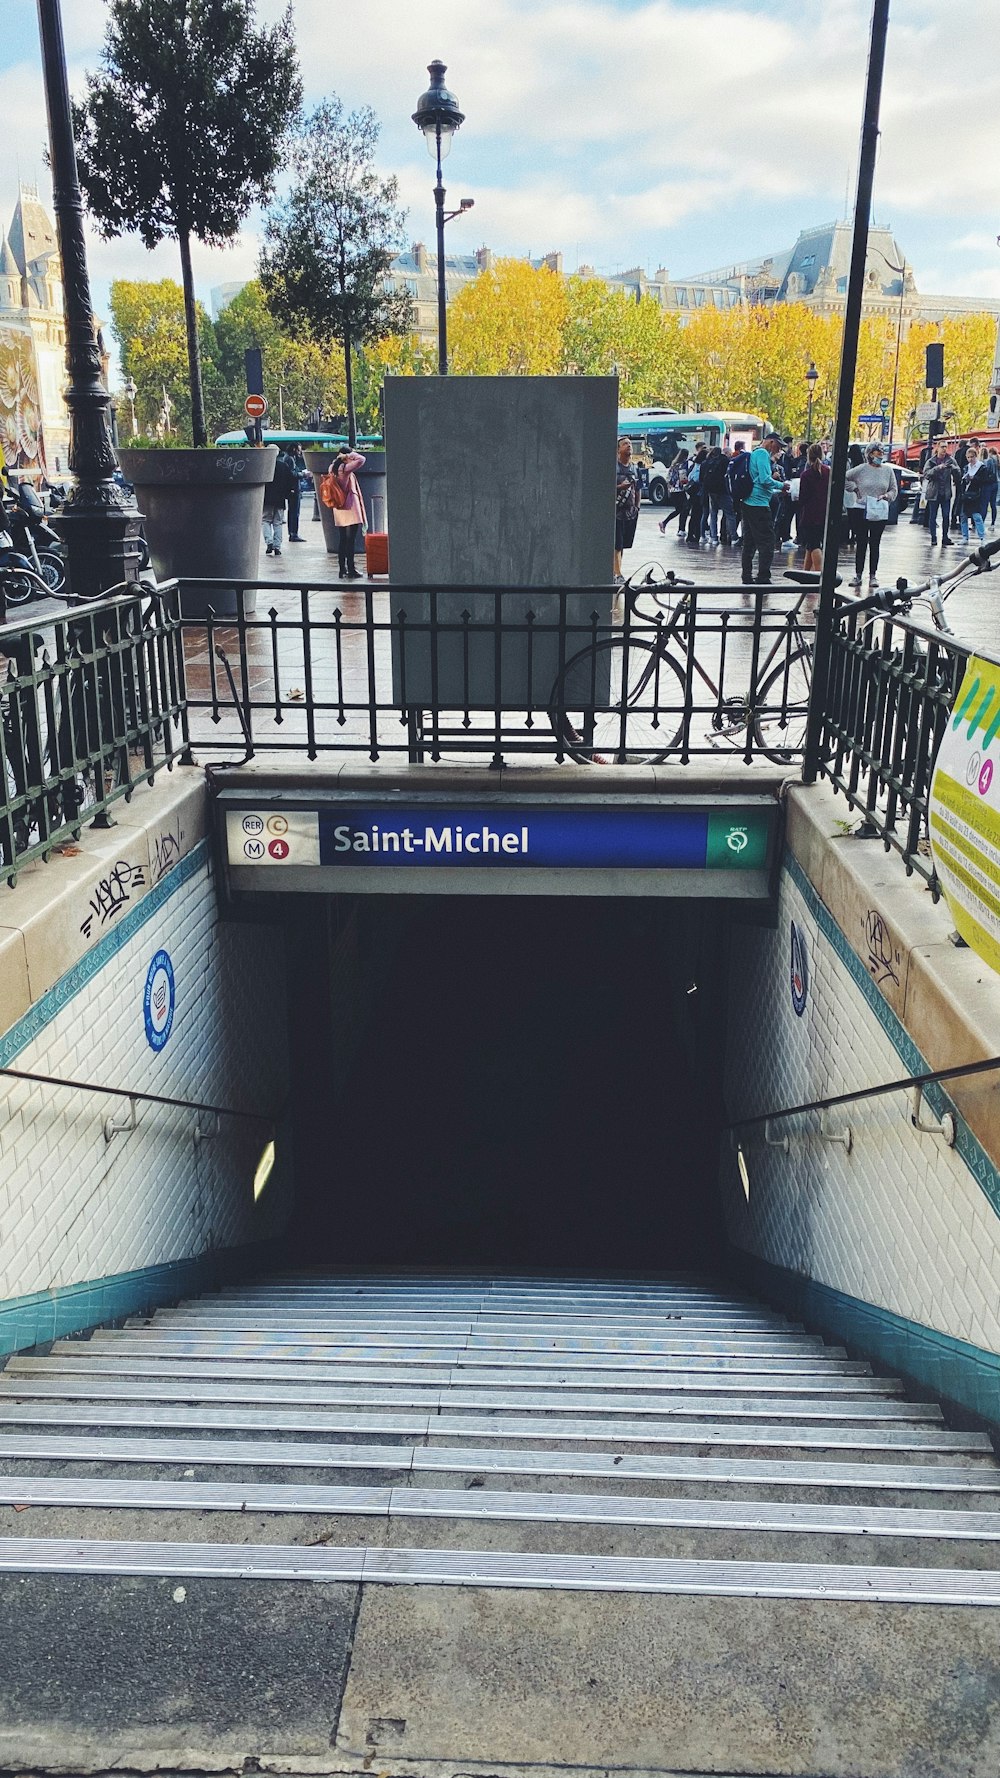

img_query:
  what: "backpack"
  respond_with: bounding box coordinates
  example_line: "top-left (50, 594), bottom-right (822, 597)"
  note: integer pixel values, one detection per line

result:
top-left (320, 470), bottom-right (347, 510)
top-left (729, 452), bottom-right (754, 502)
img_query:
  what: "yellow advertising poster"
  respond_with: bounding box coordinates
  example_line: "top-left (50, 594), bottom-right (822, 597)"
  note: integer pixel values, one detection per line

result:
top-left (929, 654), bottom-right (1000, 974)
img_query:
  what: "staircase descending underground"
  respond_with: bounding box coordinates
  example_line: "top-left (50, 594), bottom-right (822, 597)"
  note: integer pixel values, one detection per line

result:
top-left (1, 1274), bottom-right (999, 1776)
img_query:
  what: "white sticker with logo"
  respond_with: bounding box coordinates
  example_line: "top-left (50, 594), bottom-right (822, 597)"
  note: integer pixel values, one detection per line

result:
top-left (228, 811), bottom-right (320, 866)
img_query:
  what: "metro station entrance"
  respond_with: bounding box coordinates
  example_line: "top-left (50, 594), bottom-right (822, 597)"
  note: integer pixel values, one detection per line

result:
top-left (282, 895), bottom-right (733, 1271)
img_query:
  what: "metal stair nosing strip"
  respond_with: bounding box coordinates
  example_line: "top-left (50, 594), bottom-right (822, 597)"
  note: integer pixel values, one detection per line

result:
top-left (82, 1329), bottom-right (841, 1355)
top-left (0, 1400), bottom-right (988, 1450)
top-left (0, 1377), bottom-right (935, 1421)
top-left (3, 1475), bottom-right (1000, 1542)
top-left (2, 1432), bottom-right (997, 1492)
top-left (1, 1536), bottom-right (1000, 1603)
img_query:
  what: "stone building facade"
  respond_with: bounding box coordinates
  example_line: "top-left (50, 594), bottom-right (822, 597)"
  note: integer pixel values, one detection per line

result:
top-left (0, 186), bottom-right (70, 478)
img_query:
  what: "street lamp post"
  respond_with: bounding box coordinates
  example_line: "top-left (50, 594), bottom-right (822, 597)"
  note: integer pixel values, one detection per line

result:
top-left (122, 376), bottom-right (137, 438)
top-left (34, 0), bottom-right (143, 599)
top-left (805, 361), bottom-right (819, 444)
top-left (872, 246), bottom-right (907, 451)
top-left (412, 60), bottom-right (473, 375)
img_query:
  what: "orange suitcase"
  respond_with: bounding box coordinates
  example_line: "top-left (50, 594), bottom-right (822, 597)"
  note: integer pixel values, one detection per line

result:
top-left (365, 531), bottom-right (389, 576)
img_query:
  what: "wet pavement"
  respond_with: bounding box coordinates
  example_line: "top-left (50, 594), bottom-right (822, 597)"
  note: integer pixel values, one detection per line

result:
top-left (178, 499), bottom-right (1000, 765)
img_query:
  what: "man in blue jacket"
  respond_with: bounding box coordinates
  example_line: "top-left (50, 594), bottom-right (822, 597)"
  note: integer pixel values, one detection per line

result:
top-left (741, 434), bottom-right (784, 585)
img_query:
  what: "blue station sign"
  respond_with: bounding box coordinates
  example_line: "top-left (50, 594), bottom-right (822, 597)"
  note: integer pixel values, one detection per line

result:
top-left (224, 803), bottom-right (775, 893)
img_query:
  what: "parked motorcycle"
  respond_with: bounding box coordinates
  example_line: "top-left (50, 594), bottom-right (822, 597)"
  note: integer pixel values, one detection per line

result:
top-left (4, 480), bottom-right (67, 592)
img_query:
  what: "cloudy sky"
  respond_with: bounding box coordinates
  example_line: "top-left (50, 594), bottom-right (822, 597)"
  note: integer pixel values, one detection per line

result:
top-left (2, 0), bottom-right (999, 341)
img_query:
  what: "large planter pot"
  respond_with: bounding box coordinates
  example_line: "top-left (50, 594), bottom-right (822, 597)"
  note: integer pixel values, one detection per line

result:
top-left (118, 446), bottom-right (278, 616)
top-left (305, 448), bottom-right (387, 555)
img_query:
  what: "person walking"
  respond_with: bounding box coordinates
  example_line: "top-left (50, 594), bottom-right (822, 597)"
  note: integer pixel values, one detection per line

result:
top-left (959, 445), bottom-right (991, 545)
top-left (845, 443), bottom-right (898, 587)
top-left (923, 443), bottom-right (955, 547)
top-left (685, 445), bottom-right (708, 542)
top-left (798, 443), bottom-right (830, 573)
top-left (614, 438), bottom-right (641, 581)
top-left (701, 446), bottom-right (728, 543)
top-left (286, 444), bottom-right (306, 541)
top-left (975, 448), bottom-right (989, 522)
top-left (262, 447), bottom-right (297, 557)
top-left (329, 448), bottom-right (367, 579)
top-left (740, 434), bottom-right (784, 586)
top-left (657, 449), bottom-right (690, 535)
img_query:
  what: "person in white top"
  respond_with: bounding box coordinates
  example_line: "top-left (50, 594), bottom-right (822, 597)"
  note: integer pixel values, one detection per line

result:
top-left (845, 443), bottom-right (899, 587)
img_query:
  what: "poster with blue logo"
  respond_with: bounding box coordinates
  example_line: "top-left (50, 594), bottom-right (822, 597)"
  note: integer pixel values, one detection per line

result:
top-left (144, 950), bottom-right (175, 1052)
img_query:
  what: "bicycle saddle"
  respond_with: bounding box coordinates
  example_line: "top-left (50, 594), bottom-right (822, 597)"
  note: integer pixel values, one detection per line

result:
top-left (783, 570), bottom-right (843, 587)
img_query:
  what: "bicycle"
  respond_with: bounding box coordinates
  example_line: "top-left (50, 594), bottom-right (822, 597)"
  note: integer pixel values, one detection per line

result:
top-left (548, 562), bottom-right (820, 765)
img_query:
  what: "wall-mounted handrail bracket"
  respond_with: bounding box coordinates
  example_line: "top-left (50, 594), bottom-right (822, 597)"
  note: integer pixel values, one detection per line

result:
top-left (763, 1118), bottom-right (789, 1153)
top-left (193, 1111), bottom-right (221, 1145)
top-left (910, 1085), bottom-right (957, 1147)
top-left (104, 1095), bottom-right (137, 1144)
top-left (818, 1112), bottom-right (853, 1153)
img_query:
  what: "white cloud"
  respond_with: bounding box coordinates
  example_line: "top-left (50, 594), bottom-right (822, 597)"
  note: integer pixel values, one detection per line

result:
top-left (2, 0), bottom-right (999, 302)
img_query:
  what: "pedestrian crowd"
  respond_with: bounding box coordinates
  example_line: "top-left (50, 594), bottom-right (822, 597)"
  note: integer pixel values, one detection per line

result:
top-left (614, 428), bottom-right (1000, 589)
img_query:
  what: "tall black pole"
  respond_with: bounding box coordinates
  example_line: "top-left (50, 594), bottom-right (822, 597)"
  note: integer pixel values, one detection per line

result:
top-left (803, 0), bottom-right (891, 782)
top-left (35, 0), bottom-right (143, 599)
top-left (434, 128), bottom-right (448, 375)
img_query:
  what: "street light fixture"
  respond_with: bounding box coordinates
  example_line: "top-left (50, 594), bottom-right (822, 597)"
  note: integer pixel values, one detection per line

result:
top-left (871, 245), bottom-right (907, 453)
top-left (122, 375), bottom-right (137, 438)
top-left (805, 361), bottom-right (819, 444)
top-left (412, 60), bottom-right (472, 375)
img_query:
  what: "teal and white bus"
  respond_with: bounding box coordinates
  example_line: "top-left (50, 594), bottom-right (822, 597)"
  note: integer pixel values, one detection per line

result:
top-left (618, 411), bottom-right (766, 503)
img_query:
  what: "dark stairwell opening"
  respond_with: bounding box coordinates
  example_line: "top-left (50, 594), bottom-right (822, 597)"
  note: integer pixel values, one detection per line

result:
top-left (283, 895), bottom-right (733, 1272)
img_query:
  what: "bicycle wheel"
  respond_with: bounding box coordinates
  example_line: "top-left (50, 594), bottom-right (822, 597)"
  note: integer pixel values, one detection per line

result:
top-left (551, 637), bottom-right (687, 764)
top-left (753, 647), bottom-right (812, 764)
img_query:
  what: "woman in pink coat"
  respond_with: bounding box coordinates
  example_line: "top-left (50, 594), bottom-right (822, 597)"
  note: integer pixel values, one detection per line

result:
top-left (331, 450), bottom-right (366, 579)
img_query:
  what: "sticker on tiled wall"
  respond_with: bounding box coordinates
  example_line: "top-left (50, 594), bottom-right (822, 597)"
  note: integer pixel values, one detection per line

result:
top-left (790, 920), bottom-right (809, 1017)
top-left (143, 950), bottom-right (175, 1052)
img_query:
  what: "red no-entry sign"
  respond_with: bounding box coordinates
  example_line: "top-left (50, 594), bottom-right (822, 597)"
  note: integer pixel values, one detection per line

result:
top-left (245, 393), bottom-right (268, 419)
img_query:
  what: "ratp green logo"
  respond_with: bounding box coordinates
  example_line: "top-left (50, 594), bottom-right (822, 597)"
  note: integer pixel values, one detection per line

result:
top-left (951, 673), bottom-right (1000, 751)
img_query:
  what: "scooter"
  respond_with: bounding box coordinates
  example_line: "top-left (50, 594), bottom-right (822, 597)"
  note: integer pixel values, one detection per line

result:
top-left (4, 480), bottom-right (66, 592)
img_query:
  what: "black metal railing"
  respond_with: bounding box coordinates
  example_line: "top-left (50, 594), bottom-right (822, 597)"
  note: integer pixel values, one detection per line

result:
top-left (176, 576), bottom-right (815, 770)
top-left (812, 598), bottom-right (972, 893)
top-left (0, 583), bottom-right (190, 885)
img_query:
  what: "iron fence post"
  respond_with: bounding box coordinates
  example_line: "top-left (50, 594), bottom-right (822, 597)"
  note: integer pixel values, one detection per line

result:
top-left (803, 0), bottom-right (891, 783)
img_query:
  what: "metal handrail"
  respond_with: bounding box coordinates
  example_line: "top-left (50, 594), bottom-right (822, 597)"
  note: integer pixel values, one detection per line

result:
top-left (0, 1065), bottom-right (276, 1126)
top-left (725, 1053), bottom-right (1000, 1134)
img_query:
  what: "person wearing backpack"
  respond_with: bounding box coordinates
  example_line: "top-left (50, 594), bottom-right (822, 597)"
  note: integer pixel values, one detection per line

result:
top-left (739, 434), bottom-right (784, 585)
top-left (325, 449), bottom-right (367, 578)
top-left (701, 446), bottom-right (728, 543)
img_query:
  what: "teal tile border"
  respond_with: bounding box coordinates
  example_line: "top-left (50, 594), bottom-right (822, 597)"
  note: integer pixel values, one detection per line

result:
top-left (0, 837), bottom-right (210, 1069)
top-left (782, 850), bottom-right (1000, 1223)
top-left (0, 1240), bottom-right (279, 1359)
top-left (731, 1247), bottom-right (1000, 1435)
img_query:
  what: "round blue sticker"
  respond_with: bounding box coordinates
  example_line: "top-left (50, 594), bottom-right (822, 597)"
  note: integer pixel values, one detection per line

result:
top-left (790, 921), bottom-right (809, 1018)
top-left (144, 950), bottom-right (175, 1051)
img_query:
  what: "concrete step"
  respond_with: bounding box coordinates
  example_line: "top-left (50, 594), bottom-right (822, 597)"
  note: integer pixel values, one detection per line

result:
top-left (0, 1399), bottom-right (991, 1459)
top-left (2, 1477), bottom-right (1000, 1568)
top-left (55, 1334), bottom-right (872, 1374)
top-left (31, 1354), bottom-right (890, 1392)
top-left (79, 1325), bottom-right (851, 1356)
top-left (3, 1434), bottom-right (998, 1506)
top-left (0, 1372), bottom-right (934, 1419)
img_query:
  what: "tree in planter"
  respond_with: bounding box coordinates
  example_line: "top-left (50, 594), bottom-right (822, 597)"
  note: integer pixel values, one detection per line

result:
top-left (260, 98), bottom-right (411, 448)
top-left (73, 0), bottom-right (301, 447)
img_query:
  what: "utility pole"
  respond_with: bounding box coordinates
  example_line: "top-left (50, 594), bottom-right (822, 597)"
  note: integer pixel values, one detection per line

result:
top-left (803, 0), bottom-right (891, 783)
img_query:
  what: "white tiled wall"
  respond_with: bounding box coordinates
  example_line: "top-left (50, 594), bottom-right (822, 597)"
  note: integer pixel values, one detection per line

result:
top-left (0, 848), bottom-right (290, 1303)
top-left (724, 869), bottom-right (1000, 1356)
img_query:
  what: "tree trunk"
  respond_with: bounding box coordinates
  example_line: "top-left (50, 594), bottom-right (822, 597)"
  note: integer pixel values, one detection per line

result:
top-left (343, 319), bottom-right (356, 449)
top-left (178, 227), bottom-right (207, 448)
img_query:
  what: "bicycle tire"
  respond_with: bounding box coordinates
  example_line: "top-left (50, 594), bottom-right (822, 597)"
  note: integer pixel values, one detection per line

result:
top-left (550, 636), bottom-right (687, 764)
top-left (752, 647), bottom-right (812, 764)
